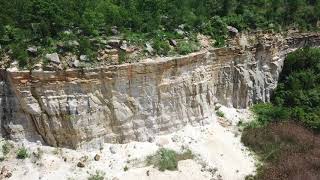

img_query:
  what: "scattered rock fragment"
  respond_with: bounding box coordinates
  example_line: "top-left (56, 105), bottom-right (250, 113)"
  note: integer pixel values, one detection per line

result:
top-left (109, 146), bottom-right (116, 154)
top-left (94, 154), bottom-right (100, 161)
top-left (1, 166), bottom-right (12, 178)
top-left (77, 161), bottom-right (85, 168)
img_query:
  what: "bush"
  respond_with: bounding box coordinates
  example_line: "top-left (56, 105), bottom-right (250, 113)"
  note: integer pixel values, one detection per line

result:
top-left (10, 43), bottom-right (29, 68)
top-left (251, 103), bottom-right (290, 126)
top-left (79, 36), bottom-right (96, 61)
top-left (16, 147), bottom-right (28, 159)
top-left (123, 166), bottom-right (129, 171)
top-left (2, 141), bottom-right (12, 155)
top-left (118, 51), bottom-right (127, 64)
top-left (153, 39), bottom-right (171, 56)
top-left (147, 148), bottom-right (193, 171)
top-left (177, 40), bottom-right (199, 55)
top-left (216, 110), bottom-right (225, 117)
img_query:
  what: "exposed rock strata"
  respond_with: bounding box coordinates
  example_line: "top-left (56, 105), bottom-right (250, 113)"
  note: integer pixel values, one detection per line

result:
top-left (1, 33), bottom-right (320, 149)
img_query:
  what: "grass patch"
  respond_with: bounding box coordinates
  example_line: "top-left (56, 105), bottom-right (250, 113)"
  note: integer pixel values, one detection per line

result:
top-left (147, 148), bottom-right (194, 171)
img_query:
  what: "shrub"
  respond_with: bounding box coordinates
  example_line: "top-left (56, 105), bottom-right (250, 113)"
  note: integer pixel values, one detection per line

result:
top-left (17, 147), bottom-right (28, 159)
top-left (118, 51), bottom-right (127, 64)
top-left (177, 40), bottom-right (199, 55)
top-left (79, 36), bottom-right (96, 61)
top-left (251, 103), bottom-right (290, 125)
top-left (216, 110), bottom-right (225, 117)
top-left (2, 141), bottom-right (12, 155)
top-left (123, 166), bottom-right (128, 171)
top-left (10, 43), bottom-right (29, 68)
top-left (147, 148), bottom-right (193, 171)
top-left (88, 170), bottom-right (105, 180)
top-left (153, 39), bottom-right (171, 56)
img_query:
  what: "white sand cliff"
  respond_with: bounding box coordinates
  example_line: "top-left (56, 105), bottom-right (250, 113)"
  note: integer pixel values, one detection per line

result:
top-left (0, 106), bottom-right (256, 180)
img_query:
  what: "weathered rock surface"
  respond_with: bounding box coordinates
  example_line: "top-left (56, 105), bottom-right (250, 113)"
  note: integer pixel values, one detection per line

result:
top-left (0, 33), bottom-right (320, 149)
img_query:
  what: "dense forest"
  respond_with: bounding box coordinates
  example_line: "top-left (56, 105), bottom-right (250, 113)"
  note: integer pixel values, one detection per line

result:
top-left (1, 0), bottom-right (320, 68)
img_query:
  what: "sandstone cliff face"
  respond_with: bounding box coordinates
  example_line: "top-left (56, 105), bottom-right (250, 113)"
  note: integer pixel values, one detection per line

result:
top-left (1, 33), bottom-right (320, 149)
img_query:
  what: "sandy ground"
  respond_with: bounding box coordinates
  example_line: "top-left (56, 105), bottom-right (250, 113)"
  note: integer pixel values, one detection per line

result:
top-left (0, 107), bottom-right (256, 180)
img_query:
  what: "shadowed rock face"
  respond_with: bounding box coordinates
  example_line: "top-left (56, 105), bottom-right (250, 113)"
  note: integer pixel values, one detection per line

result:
top-left (1, 33), bottom-right (320, 149)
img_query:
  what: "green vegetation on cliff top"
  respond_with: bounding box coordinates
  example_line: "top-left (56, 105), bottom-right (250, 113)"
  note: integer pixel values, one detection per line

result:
top-left (0, 0), bottom-right (320, 68)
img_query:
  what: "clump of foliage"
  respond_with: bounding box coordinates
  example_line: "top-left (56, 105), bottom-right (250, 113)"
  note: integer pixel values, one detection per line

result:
top-left (147, 148), bottom-right (194, 171)
top-left (123, 165), bottom-right (129, 171)
top-left (2, 141), bottom-right (12, 155)
top-left (118, 50), bottom-right (127, 64)
top-left (16, 147), bottom-right (28, 159)
top-left (153, 39), bottom-right (171, 56)
top-left (177, 40), bottom-right (199, 55)
top-left (248, 103), bottom-right (290, 127)
top-left (88, 170), bottom-right (105, 180)
top-left (216, 110), bottom-right (225, 117)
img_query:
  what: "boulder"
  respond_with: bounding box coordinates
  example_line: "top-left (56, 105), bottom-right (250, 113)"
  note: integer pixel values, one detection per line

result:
top-left (111, 26), bottom-right (119, 35)
top-left (33, 63), bottom-right (43, 71)
top-left (145, 43), bottom-right (154, 54)
top-left (80, 55), bottom-right (88, 61)
top-left (227, 26), bottom-right (239, 36)
top-left (120, 42), bottom-right (128, 51)
top-left (45, 53), bottom-right (60, 64)
top-left (169, 39), bottom-right (177, 47)
top-left (175, 29), bottom-right (185, 36)
top-left (27, 46), bottom-right (38, 55)
top-left (72, 59), bottom-right (80, 68)
top-left (67, 40), bottom-right (79, 47)
top-left (107, 39), bottom-right (121, 48)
